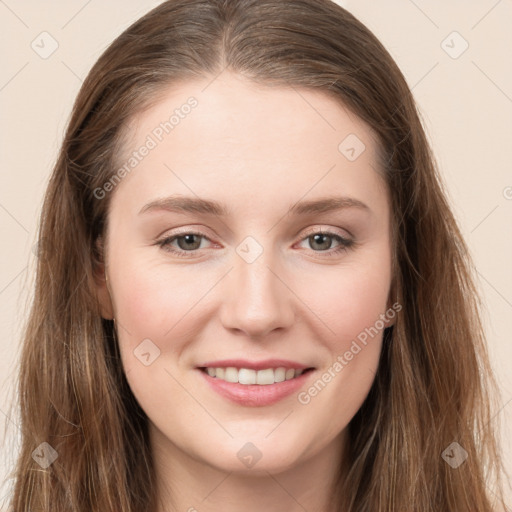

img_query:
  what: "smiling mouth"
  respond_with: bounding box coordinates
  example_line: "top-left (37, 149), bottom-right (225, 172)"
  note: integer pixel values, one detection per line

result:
top-left (199, 366), bottom-right (315, 385)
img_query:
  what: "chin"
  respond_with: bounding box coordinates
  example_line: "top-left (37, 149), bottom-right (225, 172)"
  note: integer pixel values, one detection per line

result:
top-left (197, 433), bottom-right (312, 475)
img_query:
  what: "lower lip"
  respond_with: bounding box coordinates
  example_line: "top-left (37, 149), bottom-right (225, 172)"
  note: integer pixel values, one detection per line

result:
top-left (197, 369), bottom-right (314, 407)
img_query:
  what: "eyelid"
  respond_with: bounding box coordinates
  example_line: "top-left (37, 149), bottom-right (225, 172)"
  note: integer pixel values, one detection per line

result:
top-left (155, 225), bottom-right (355, 258)
top-left (299, 225), bottom-right (352, 240)
top-left (155, 224), bottom-right (216, 240)
top-left (158, 224), bottom-right (351, 243)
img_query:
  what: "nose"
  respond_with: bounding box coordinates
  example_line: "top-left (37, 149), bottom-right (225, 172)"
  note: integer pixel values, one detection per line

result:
top-left (219, 245), bottom-right (295, 339)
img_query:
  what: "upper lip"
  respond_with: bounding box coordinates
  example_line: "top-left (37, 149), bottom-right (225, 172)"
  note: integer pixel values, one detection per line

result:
top-left (198, 359), bottom-right (313, 371)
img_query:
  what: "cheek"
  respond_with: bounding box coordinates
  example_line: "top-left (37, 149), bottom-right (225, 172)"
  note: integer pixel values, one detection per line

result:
top-left (109, 254), bottom-right (198, 340)
top-left (109, 259), bottom-right (194, 406)
top-left (293, 268), bottom-right (389, 446)
top-left (306, 261), bottom-right (392, 348)
top-left (295, 259), bottom-right (390, 436)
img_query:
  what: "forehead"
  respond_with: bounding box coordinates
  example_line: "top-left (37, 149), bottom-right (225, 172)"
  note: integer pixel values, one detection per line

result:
top-left (110, 71), bottom-right (388, 219)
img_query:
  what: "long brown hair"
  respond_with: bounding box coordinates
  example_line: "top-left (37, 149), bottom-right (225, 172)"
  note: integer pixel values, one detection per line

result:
top-left (7, 0), bottom-right (510, 510)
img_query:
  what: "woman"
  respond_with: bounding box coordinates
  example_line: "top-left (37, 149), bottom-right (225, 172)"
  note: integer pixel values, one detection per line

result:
top-left (8, 0), bottom-right (510, 510)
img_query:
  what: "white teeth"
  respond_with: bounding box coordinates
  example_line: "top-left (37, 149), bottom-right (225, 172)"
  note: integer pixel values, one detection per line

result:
top-left (238, 368), bottom-right (256, 385)
top-left (204, 366), bottom-right (307, 385)
top-left (224, 367), bottom-right (238, 383)
top-left (256, 368), bottom-right (274, 385)
top-left (274, 367), bottom-right (286, 382)
top-left (285, 368), bottom-right (295, 380)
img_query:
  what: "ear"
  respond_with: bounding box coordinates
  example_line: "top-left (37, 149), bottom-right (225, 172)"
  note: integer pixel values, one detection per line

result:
top-left (93, 236), bottom-right (114, 320)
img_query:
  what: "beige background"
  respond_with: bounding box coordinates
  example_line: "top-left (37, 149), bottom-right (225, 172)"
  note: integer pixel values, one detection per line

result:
top-left (1, 0), bottom-right (511, 508)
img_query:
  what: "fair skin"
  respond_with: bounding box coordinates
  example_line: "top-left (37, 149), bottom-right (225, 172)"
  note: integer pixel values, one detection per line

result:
top-left (96, 71), bottom-right (394, 512)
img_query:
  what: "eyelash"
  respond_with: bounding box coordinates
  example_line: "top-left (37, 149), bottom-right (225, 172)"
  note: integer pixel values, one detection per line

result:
top-left (155, 228), bottom-right (355, 259)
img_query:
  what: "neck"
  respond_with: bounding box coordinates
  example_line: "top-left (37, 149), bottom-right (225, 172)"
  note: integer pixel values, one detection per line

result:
top-left (150, 424), bottom-right (347, 512)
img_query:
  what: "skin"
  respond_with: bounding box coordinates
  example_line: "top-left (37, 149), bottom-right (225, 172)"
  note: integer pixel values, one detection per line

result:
top-left (95, 71), bottom-right (395, 512)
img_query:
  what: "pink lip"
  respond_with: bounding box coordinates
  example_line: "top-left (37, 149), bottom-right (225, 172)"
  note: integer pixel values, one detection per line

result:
top-left (198, 358), bottom-right (311, 371)
top-left (197, 367), bottom-right (315, 407)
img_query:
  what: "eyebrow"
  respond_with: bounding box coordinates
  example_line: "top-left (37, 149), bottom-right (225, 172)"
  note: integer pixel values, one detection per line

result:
top-left (139, 195), bottom-right (371, 216)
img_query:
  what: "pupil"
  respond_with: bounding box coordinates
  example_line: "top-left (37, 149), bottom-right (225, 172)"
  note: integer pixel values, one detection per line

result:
top-left (312, 234), bottom-right (330, 250)
top-left (180, 234), bottom-right (200, 250)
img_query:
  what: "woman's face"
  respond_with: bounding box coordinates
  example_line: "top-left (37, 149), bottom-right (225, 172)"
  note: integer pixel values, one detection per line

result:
top-left (96, 71), bottom-right (394, 474)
